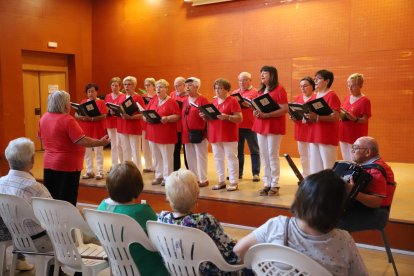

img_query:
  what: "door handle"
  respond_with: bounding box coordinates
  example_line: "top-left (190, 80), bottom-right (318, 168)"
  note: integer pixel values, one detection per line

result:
top-left (34, 108), bottom-right (41, 115)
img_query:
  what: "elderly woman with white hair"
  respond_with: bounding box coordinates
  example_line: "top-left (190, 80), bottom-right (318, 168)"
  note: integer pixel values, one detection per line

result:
top-left (158, 169), bottom-right (240, 275)
top-left (117, 76), bottom-right (146, 170)
top-left (144, 79), bottom-right (181, 186)
top-left (181, 77), bottom-right (210, 187)
top-left (39, 90), bottom-right (110, 206)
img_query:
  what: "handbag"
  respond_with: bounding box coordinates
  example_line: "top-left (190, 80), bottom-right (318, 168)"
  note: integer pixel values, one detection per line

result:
top-left (185, 100), bottom-right (205, 144)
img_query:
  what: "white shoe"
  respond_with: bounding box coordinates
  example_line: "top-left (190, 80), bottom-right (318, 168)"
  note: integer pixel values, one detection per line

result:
top-left (16, 259), bottom-right (34, 271)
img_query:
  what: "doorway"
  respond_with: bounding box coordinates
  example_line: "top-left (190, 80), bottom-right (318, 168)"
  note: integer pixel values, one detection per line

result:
top-left (22, 51), bottom-right (69, 150)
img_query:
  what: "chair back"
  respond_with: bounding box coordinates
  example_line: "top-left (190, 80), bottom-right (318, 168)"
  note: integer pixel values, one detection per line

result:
top-left (83, 209), bottom-right (155, 276)
top-left (0, 194), bottom-right (42, 253)
top-left (244, 243), bottom-right (332, 276)
top-left (31, 197), bottom-right (94, 271)
top-left (146, 221), bottom-right (244, 275)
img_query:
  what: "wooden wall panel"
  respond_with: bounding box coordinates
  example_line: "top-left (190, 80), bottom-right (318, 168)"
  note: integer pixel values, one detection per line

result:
top-left (0, 0), bottom-right (93, 174)
top-left (92, 0), bottom-right (414, 162)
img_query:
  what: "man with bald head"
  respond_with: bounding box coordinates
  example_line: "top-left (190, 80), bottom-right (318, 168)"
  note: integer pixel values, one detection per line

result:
top-left (338, 136), bottom-right (396, 231)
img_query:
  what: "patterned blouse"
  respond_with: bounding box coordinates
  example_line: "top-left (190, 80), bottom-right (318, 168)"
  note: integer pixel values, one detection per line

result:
top-left (157, 211), bottom-right (240, 275)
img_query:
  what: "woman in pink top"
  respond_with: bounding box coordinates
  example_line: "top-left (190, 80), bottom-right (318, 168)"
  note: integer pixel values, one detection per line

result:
top-left (117, 76), bottom-right (145, 171)
top-left (252, 66), bottom-right (288, 196)
top-left (141, 77), bottom-right (156, 173)
top-left (289, 77), bottom-right (315, 178)
top-left (305, 69), bottom-right (341, 174)
top-left (202, 78), bottom-right (242, 192)
top-left (144, 79), bottom-right (181, 186)
top-left (39, 90), bottom-right (110, 206)
top-left (76, 83), bottom-right (108, 180)
top-left (105, 77), bottom-right (124, 167)
top-left (182, 77), bottom-right (209, 187)
top-left (339, 73), bottom-right (371, 161)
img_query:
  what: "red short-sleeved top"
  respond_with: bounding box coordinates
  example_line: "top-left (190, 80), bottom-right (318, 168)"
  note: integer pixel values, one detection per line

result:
top-left (339, 95), bottom-right (371, 144)
top-left (207, 96), bottom-right (241, 143)
top-left (308, 91), bottom-right (341, 145)
top-left (39, 113), bottom-right (86, 171)
top-left (363, 158), bottom-right (395, 207)
top-left (252, 85), bottom-right (288, 135)
top-left (117, 94), bottom-right (145, 135)
top-left (293, 94), bottom-right (313, 142)
top-left (232, 87), bottom-right (258, 129)
top-left (181, 96), bottom-right (209, 144)
top-left (105, 92), bottom-right (124, 129)
top-left (145, 97), bottom-right (181, 144)
top-left (170, 91), bottom-right (188, 132)
top-left (77, 99), bottom-right (108, 139)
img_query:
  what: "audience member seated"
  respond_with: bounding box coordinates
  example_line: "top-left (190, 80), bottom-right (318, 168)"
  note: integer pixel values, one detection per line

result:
top-left (97, 161), bottom-right (168, 276)
top-left (0, 137), bottom-right (54, 271)
top-left (234, 170), bottom-right (368, 276)
top-left (337, 136), bottom-right (396, 231)
top-left (158, 169), bottom-right (240, 275)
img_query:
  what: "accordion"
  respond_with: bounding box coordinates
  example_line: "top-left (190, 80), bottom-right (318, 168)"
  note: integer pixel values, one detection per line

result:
top-left (332, 161), bottom-right (372, 201)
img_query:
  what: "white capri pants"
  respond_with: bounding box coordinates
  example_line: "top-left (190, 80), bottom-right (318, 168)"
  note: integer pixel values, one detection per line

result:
top-left (340, 141), bottom-right (353, 162)
top-left (119, 133), bottom-right (142, 171)
top-left (309, 143), bottom-right (337, 174)
top-left (185, 139), bottom-right (209, 183)
top-left (297, 141), bottom-right (310, 178)
top-left (211, 141), bottom-right (239, 184)
top-left (142, 130), bottom-right (153, 170)
top-left (257, 133), bottom-right (283, 188)
top-left (84, 146), bottom-right (104, 174)
top-left (107, 128), bottom-right (123, 166)
top-left (149, 142), bottom-right (175, 180)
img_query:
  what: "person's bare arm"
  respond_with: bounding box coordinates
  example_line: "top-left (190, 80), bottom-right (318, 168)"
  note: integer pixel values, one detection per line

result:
top-left (233, 233), bottom-right (258, 261)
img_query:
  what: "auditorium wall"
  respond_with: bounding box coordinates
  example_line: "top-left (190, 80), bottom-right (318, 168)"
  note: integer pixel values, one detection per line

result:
top-left (0, 0), bottom-right (93, 174)
top-left (91, 0), bottom-right (414, 163)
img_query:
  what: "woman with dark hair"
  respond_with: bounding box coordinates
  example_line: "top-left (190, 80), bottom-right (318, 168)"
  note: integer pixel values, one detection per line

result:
top-left (289, 76), bottom-right (315, 178)
top-left (306, 69), bottom-right (341, 174)
top-left (39, 90), bottom-right (110, 206)
top-left (252, 66), bottom-right (288, 196)
top-left (234, 170), bottom-right (368, 276)
top-left (76, 83), bottom-right (108, 180)
top-left (97, 161), bottom-right (168, 276)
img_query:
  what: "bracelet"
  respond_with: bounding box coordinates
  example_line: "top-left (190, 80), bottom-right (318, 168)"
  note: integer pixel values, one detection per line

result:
top-left (228, 115), bottom-right (231, 121)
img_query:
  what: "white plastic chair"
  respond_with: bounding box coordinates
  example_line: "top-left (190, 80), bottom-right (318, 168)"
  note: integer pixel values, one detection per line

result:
top-left (244, 243), bottom-right (332, 276)
top-left (0, 194), bottom-right (54, 276)
top-left (146, 221), bottom-right (244, 275)
top-left (83, 209), bottom-right (158, 276)
top-left (0, 239), bottom-right (12, 276)
top-left (31, 198), bottom-right (109, 276)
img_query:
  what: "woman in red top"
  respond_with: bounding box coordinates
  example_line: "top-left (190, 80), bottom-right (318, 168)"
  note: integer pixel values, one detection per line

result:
top-left (202, 78), bottom-right (242, 192)
top-left (118, 76), bottom-right (145, 171)
top-left (289, 77), bottom-right (315, 178)
top-left (105, 77), bottom-right (124, 167)
top-left (76, 83), bottom-right (108, 180)
top-left (252, 66), bottom-right (288, 196)
top-left (39, 90), bottom-right (110, 206)
top-left (182, 77), bottom-right (209, 187)
top-left (141, 77), bottom-right (156, 172)
top-left (339, 73), bottom-right (371, 161)
top-left (306, 69), bottom-right (341, 174)
top-left (144, 79), bottom-right (181, 186)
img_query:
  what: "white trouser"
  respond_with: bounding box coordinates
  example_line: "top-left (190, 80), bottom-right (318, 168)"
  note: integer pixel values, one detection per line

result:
top-left (185, 139), bottom-right (209, 183)
top-left (119, 133), bottom-right (142, 171)
top-left (309, 143), bottom-right (337, 174)
top-left (257, 134), bottom-right (282, 188)
top-left (149, 142), bottom-right (174, 180)
top-left (211, 142), bottom-right (239, 184)
top-left (297, 141), bottom-right (310, 178)
top-left (85, 146), bottom-right (104, 174)
top-left (340, 141), bottom-right (353, 161)
top-left (107, 128), bottom-right (123, 166)
top-left (142, 131), bottom-right (153, 170)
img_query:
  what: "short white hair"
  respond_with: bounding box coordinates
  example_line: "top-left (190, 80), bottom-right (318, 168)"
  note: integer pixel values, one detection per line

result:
top-left (238, 72), bottom-right (252, 79)
top-left (165, 169), bottom-right (199, 213)
top-left (47, 90), bottom-right (70, 113)
top-left (174, 77), bottom-right (186, 85)
top-left (185, 77), bottom-right (201, 89)
top-left (123, 76), bottom-right (137, 86)
top-left (5, 137), bottom-right (35, 170)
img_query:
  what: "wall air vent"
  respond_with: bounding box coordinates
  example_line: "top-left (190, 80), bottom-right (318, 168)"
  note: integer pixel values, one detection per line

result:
top-left (185, 0), bottom-right (235, 6)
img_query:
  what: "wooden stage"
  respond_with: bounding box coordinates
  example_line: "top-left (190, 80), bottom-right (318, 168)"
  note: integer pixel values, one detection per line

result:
top-left (32, 149), bottom-right (414, 252)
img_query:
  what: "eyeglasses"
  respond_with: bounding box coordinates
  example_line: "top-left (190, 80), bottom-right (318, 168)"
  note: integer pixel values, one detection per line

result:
top-left (351, 145), bottom-right (368, 151)
top-left (300, 84), bottom-right (310, 89)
